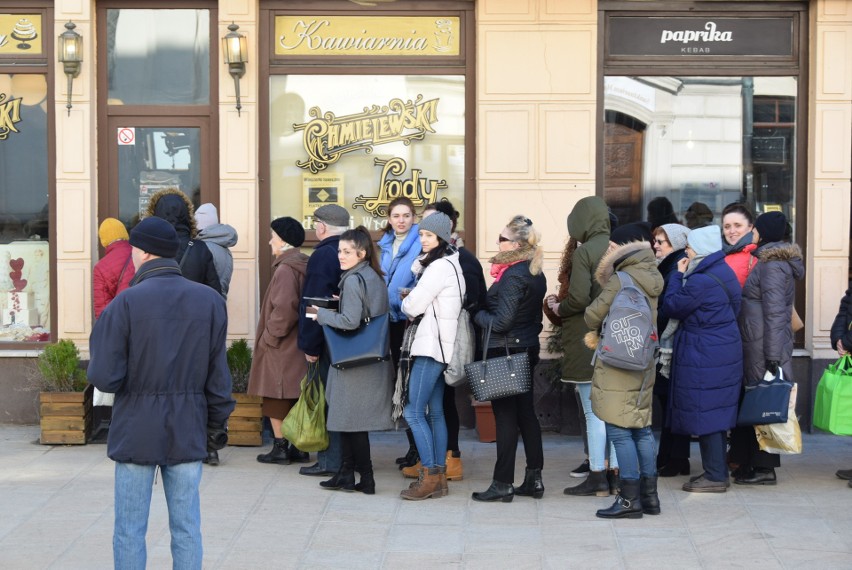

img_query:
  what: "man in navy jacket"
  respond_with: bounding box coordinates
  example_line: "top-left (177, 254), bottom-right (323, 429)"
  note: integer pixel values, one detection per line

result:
top-left (297, 204), bottom-right (348, 477)
top-left (88, 216), bottom-right (234, 569)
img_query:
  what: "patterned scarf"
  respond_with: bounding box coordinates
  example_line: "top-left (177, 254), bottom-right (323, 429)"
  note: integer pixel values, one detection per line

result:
top-left (392, 320), bottom-right (419, 424)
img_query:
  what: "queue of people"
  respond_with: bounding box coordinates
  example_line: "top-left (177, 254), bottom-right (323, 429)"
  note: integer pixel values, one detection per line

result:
top-left (93, 195), bottom-right (814, 530)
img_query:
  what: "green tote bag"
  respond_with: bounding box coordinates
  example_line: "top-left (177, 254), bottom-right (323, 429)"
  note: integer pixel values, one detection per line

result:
top-left (813, 355), bottom-right (852, 436)
top-left (281, 364), bottom-right (329, 452)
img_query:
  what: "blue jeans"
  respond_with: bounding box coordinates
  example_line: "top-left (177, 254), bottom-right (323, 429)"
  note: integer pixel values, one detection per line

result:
top-left (576, 382), bottom-right (618, 471)
top-left (114, 461), bottom-right (202, 570)
top-left (403, 356), bottom-right (447, 468)
top-left (606, 424), bottom-right (657, 481)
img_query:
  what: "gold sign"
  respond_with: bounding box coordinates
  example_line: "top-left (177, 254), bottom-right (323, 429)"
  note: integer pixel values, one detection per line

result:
top-left (295, 95), bottom-right (440, 173)
top-left (0, 93), bottom-right (22, 140)
top-left (276, 16), bottom-right (459, 57)
top-left (303, 173), bottom-right (344, 221)
top-left (353, 157), bottom-right (446, 217)
top-left (0, 15), bottom-right (42, 55)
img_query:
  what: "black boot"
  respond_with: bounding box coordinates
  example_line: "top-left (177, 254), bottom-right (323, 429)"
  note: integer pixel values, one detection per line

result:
top-left (607, 469), bottom-right (620, 495)
top-left (515, 468), bottom-right (544, 499)
top-left (472, 480), bottom-right (514, 503)
top-left (596, 479), bottom-right (643, 519)
top-left (256, 438), bottom-right (290, 465)
top-left (658, 458), bottom-right (690, 477)
top-left (319, 464), bottom-right (356, 491)
top-left (286, 441), bottom-right (310, 464)
top-left (640, 476), bottom-right (661, 515)
top-left (564, 470), bottom-right (609, 497)
top-left (355, 470), bottom-right (376, 495)
top-left (396, 446), bottom-right (419, 469)
top-left (202, 450), bottom-right (220, 466)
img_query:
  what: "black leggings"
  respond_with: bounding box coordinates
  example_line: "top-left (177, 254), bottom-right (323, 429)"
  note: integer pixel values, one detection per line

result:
top-left (340, 431), bottom-right (372, 473)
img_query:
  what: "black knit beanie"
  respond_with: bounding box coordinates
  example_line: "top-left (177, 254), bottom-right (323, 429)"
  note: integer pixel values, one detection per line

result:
top-left (271, 217), bottom-right (305, 247)
top-left (754, 211), bottom-right (787, 243)
top-left (610, 221), bottom-right (653, 246)
top-left (129, 217), bottom-right (180, 258)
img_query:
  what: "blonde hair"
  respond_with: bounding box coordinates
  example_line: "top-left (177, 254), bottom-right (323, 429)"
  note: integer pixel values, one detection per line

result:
top-left (506, 215), bottom-right (543, 275)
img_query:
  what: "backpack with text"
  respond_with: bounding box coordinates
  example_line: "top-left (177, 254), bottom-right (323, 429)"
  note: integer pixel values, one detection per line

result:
top-left (595, 271), bottom-right (658, 371)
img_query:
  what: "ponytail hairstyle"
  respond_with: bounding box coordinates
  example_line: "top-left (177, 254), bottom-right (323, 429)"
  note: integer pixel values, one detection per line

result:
top-left (504, 214), bottom-right (544, 275)
top-left (340, 226), bottom-right (384, 277)
top-left (383, 197), bottom-right (417, 234)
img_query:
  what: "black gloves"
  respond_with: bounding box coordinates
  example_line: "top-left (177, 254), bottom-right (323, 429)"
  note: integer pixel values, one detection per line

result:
top-left (765, 360), bottom-right (780, 376)
top-left (206, 422), bottom-right (228, 451)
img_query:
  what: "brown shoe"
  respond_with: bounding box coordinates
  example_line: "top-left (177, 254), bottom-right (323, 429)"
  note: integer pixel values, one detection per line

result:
top-left (445, 451), bottom-right (463, 481)
top-left (401, 460), bottom-right (421, 479)
top-left (400, 467), bottom-right (443, 500)
top-left (437, 465), bottom-right (449, 496)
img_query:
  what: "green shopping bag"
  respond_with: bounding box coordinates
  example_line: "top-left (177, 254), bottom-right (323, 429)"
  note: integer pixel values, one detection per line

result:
top-left (281, 364), bottom-right (329, 452)
top-left (813, 355), bottom-right (852, 435)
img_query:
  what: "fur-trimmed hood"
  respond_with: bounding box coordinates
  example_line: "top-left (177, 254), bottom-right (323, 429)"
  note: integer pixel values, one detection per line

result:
top-left (754, 242), bottom-right (805, 280)
top-left (489, 244), bottom-right (543, 276)
top-left (594, 241), bottom-right (653, 286)
top-left (143, 188), bottom-right (198, 238)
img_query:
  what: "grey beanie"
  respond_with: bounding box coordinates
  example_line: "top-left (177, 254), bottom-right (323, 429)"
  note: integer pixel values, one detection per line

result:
top-left (660, 223), bottom-right (691, 251)
top-left (687, 225), bottom-right (723, 257)
top-left (418, 211), bottom-right (452, 244)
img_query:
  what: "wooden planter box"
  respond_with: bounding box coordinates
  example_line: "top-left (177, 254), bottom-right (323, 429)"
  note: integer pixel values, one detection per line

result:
top-left (39, 384), bottom-right (93, 445)
top-left (473, 400), bottom-right (497, 443)
top-left (228, 393), bottom-right (263, 446)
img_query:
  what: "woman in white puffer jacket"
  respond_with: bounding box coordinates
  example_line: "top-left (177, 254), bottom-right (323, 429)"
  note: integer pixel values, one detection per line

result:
top-left (398, 212), bottom-right (465, 500)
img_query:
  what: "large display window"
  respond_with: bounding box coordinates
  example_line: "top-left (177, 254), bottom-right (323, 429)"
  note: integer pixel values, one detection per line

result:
top-left (269, 74), bottom-right (466, 231)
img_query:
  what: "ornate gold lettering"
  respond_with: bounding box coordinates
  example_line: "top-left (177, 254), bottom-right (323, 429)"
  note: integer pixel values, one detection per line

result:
top-left (0, 94), bottom-right (23, 141)
top-left (353, 157), bottom-right (447, 217)
top-left (294, 96), bottom-right (439, 173)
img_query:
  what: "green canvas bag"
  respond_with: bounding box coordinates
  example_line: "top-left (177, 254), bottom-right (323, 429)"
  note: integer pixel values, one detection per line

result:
top-left (813, 355), bottom-right (852, 436)
top-left (281, 364), bottom-right (329, 452)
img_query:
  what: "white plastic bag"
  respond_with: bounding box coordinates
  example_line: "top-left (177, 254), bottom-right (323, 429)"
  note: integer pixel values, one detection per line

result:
top-left (93, 387), bottom-right (114, 407)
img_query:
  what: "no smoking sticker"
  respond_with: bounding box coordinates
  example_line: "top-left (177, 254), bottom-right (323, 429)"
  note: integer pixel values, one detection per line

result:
top-left (117, 127), bottom-right (135, 145)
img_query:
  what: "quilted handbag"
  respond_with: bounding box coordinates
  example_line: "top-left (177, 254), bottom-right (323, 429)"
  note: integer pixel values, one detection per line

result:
top-left (322, 273), bottom-right (390, 370)
top-left (464, 323), bottom-right (532, 402)
top-left (737, 368), bottom-right (793, 426)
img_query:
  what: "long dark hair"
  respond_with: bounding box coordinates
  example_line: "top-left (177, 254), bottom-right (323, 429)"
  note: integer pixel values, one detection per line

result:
top-left (340, 226), bottom-right (384, 277)
top-left (383, 197), bottom-right (416, 234)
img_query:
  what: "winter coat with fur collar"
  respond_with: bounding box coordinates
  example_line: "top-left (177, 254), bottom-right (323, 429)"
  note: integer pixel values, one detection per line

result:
top-left (739, 242), bottom-right (804, 386)
top-left (584, 242), bottom-right (664, 429)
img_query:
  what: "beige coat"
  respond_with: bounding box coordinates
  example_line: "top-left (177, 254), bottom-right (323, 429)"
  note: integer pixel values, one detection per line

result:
top-left (248, 249), bottom-right (309, 400)
top-left (585, 242), bottom-right (664, 429)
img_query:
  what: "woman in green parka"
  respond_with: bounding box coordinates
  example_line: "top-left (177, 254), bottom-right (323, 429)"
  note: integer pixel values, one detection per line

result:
top-left (584, 223), bottom-right (664, 520)
top-left (547, 196), bottom-right (619, 496)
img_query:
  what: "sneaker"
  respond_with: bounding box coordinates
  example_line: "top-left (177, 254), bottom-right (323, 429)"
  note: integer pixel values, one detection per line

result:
top-left (682, 474), bottom-right (727, 493)
top-left (569, 459), bottom-right (590, 478)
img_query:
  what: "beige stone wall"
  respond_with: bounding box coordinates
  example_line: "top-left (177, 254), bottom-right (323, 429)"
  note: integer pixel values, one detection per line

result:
top-left (810, 0), bottom-right (852, 358)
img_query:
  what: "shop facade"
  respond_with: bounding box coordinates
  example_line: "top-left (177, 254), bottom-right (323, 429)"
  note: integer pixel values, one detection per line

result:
top-left (0, 0), bottom-right (850, 424)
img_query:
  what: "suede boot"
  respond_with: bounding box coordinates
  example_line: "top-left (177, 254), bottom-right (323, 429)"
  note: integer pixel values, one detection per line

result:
top-left (596, 479), bottom-right (643, 519)
top-left (256, 438), bottom-right (290, 465)
top-left (437, 465), bottom-right (449, 497)
top-left (355, 462), bottom-right (376, 495)
top-left (400, 466), bottom-right (443, 500)
top-left (515, 468), bottom-right (544, 499)
top-left (319, 464), bottom-right (356, 491)
top-left (286, 441), bottom-right (311, 464)
top-left (402, 460), bottom-right (422, 479)
top-left (445, 451), bottom-right (463, 481)
top-left (472, 480), bottom-right (515, 503)
top-left (564, 470), bottom-right (609, 497)
top-left (640, 476), bottom-right (661, 515)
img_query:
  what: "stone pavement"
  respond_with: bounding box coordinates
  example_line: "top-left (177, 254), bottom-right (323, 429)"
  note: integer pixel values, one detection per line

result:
top-left (1, 424), bottom-right (851, 569)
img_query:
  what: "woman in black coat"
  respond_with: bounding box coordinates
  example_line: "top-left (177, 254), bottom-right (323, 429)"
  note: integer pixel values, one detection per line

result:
top-left (471, 215), bottom-right (547, 502)
top-left (729, 212), bottom-right (804, 486)
top-left (830, 285), bottom-right (852, 484)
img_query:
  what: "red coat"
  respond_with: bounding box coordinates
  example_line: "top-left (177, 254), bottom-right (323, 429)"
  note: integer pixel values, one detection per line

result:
top-left (93, 240), bottom-right (135, 319)
top-left (724, 243), bottom-right (758, 288)
top-left (248, 249), bottom-right (309, 400)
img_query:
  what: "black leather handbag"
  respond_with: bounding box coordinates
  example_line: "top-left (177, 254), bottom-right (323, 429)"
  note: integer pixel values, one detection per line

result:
top-left (322, 272), bottom-right (390, 370)
top-left (464, 323), bottom-right (532, 402)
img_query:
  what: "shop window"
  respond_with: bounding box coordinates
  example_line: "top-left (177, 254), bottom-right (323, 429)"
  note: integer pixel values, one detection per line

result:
top-left (105, 9), bottom-right (209, 106)
top-left (269, 75), bottom-right (466, 232)
top-left (603, 76), bottom-right (798, 231)
top-left (0, 73), bottom-right (50, 342)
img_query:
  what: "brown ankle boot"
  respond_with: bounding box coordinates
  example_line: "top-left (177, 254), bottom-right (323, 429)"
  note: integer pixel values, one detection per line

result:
top-left (437, 465), bottom-right (449, 496)
top-left (400, 467), bottom-right (443, 500)
top-left (401, 460), bottom-right (421, 479)
top-left (445, 451), bottom-right (463, 481)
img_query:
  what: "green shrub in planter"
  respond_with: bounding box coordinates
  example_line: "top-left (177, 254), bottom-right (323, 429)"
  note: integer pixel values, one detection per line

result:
top-left (227, 339), bottom-right (252, 394)
top-left (37, 339), bottom-right (88, 392)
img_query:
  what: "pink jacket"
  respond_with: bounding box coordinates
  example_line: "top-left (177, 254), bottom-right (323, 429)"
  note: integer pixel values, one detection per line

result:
top-left (724, 243), bottom-right (758, 288)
